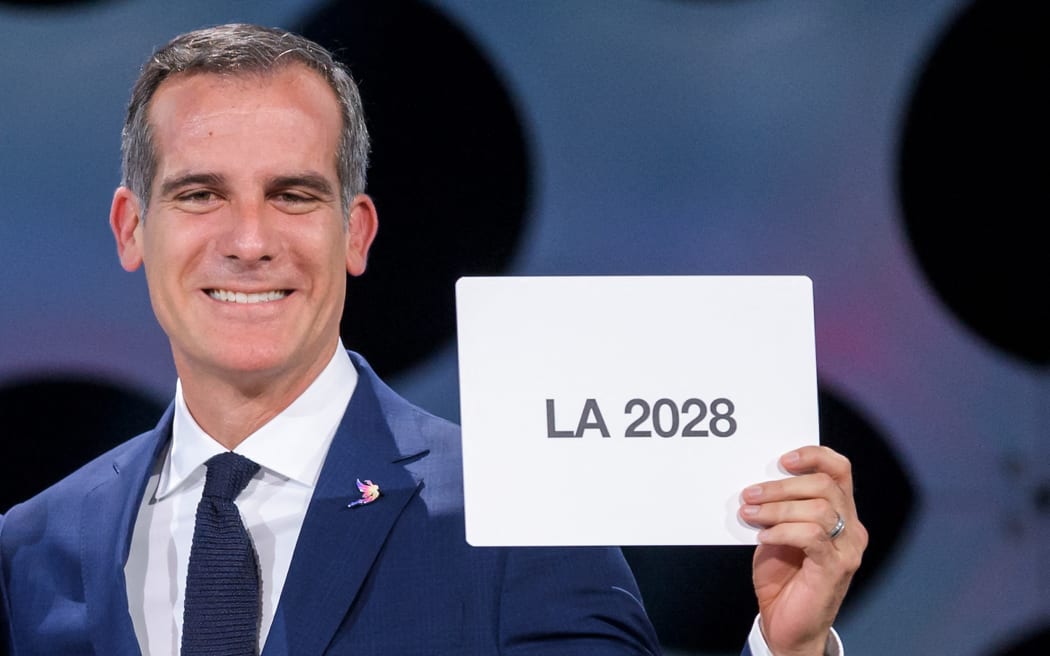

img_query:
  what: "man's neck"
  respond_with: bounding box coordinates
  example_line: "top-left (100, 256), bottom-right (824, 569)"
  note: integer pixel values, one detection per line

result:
top-left (176, 349), bottom-right (337, 450)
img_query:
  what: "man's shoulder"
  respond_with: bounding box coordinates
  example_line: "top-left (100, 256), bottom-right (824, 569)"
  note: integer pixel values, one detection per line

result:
top-left (347, 353), bottom-right (465, 502)
top-left (2, 406), bottom-right (170, 527)
top-left (372, 376), bottom-right (463, 478)
top-left (349, 350), bottom-right (462, 447)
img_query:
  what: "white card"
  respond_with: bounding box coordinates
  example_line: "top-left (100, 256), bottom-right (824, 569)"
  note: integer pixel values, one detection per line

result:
top-left (456, 276), bottom-right (818, 546)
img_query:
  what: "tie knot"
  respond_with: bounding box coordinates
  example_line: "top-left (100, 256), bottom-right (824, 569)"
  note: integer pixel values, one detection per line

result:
top-left (202, 452), bottom-right (260, 501)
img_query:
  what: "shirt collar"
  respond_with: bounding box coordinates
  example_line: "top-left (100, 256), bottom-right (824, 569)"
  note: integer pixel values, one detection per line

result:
top-left (156, 344), bottom-right (359, 499)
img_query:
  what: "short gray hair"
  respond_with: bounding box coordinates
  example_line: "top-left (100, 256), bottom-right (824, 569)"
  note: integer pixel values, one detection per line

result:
top-left (121, 23), bottom-right (369, 218)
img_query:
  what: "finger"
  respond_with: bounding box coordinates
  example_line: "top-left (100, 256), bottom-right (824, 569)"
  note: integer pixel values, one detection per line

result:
top-left (743, 471), bottom-right (850, 514)
top-left (757, 520), bottom-right (831, 550)
top-left (740, 497), bottom-right (839, 532)
top-left (779, 446), bottom-right (855, 497)
top-left (757, 520), bottom-right (866, 575)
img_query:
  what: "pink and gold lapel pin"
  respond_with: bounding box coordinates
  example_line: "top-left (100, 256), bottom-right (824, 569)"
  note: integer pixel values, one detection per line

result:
top-left (348, 479), bottom-right (380, 508)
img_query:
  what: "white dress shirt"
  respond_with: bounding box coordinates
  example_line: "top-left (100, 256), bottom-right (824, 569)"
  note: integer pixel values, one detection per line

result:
top-left (125, 345), bottom-right (357, 655)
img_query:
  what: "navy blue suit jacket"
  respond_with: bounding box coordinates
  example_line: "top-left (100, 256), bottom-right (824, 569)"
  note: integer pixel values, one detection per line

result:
top-left (0, 353), bottom-right (682, 655)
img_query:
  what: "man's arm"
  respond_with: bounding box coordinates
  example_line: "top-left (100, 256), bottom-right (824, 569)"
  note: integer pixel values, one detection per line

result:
top-left (740, 446), bottom-right (867, 656)
top-left (498, 546), bottom-right (663, 655)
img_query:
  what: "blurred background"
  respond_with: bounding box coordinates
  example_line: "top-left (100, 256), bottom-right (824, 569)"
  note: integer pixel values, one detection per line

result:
top-left (0, 1), bottom-right (1045, 654)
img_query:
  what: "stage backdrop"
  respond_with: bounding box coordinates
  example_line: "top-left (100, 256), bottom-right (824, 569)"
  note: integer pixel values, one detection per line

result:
top-left (1, 1), bottom-right (1045, 654)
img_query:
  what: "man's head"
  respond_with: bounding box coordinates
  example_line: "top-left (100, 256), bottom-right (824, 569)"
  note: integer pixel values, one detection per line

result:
top-left (122, 23), bottom-right (369, 218)
top-left (110, 24), bottom-right (378, 405)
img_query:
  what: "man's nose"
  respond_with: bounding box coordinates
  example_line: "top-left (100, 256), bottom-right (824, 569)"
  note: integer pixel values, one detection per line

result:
top-left (220, 200), bottom-right (278, 263)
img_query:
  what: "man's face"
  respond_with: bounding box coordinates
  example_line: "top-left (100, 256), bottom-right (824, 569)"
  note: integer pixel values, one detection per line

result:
top-left (111, 65), bottom-right (376, 389)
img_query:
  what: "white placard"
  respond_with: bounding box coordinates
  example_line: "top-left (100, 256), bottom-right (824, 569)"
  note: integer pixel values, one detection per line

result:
top-left (456, 275), bottom-right (818, 546)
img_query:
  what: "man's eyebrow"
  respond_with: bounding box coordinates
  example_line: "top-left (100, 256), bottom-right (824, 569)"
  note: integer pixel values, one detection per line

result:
top-left (267, 173), bottom-right (336, 197)
top-left (158, 172), bottom-right (226, 197)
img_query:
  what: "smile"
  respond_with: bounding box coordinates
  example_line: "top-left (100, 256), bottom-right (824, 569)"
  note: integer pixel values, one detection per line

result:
top-left (207, 289), bottom-right (289, 304)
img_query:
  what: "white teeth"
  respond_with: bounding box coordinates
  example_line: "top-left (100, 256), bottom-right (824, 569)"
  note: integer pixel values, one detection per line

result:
top-left (208, 289), bottom-right (287, 304)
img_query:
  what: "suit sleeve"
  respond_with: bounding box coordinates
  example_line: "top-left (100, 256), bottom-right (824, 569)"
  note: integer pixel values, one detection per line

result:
top-left (497, 545), bottom-right (663, 655)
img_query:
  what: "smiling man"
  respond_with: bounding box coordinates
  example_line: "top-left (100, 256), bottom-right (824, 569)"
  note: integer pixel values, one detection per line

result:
top-left (111, 63), bottom-right (376, 449)
top-left (0, 24), bottom-right (865, 656)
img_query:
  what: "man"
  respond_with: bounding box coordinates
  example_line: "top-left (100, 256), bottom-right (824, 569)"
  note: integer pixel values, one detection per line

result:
top-left (0, 24), bottom-right (865, 655)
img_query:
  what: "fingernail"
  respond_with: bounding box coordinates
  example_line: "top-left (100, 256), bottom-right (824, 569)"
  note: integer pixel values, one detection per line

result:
top-left (744, 485), bottom-right (763, 501)
top-left (742, 505), bottom-right (760, 516)
top-left (784, 451), bottom-right (801, 465)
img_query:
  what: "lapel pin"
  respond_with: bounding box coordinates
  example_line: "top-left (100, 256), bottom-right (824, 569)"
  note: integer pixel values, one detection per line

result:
top-left (348, 478), bottom-right (380, 508)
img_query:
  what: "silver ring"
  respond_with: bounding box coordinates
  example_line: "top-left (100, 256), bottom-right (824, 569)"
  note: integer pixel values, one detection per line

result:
top-left (828, 513), bottom-right (846, 540)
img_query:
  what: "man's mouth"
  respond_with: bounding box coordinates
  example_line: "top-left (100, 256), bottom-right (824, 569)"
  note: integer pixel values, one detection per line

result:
top-left (207, 289), bottom-right (289, 304)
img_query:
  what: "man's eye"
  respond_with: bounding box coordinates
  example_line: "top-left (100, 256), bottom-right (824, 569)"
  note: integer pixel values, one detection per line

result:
top-left (277, 192), bottom-right (312, 203)
top-left (178, 190), bottom-right (218, 202)
top-left (273, 192), bottom-right (323, 213)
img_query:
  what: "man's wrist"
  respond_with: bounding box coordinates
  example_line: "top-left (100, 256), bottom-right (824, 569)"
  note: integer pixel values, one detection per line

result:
top-left (747, 616), bottom-right (843, 656)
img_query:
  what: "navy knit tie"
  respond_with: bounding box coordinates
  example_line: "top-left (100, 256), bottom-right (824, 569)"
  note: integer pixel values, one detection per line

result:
top-left (182, 452), bottom-right (262, 655)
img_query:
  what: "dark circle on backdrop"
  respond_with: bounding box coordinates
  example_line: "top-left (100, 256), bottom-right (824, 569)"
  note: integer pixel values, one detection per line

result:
top-left (298, 0), bottom-right (532, 378)
top-left (988, 623), bottom-right (1050, 656)
top-left (622, 384), bottom-right (916, 652)
top-left (897, 0), bottom-right (1047, 366)
top-left (0, 377), bottom-right (165, 512)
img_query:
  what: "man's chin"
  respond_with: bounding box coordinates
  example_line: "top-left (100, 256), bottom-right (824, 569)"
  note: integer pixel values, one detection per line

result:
top-left (175, 344), bottom-right (307, 384)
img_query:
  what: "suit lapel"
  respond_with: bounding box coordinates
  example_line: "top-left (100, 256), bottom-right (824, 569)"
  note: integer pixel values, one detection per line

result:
top-left (81, 404), bottom-right (173, 656)
top-left (265, 360), bottom-right (427, 655)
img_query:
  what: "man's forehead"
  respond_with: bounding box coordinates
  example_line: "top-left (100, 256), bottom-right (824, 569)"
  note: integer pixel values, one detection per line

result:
top-left (147, 64), bottom-right (340, 139)
top-left (145, 64), bottom-right (342, 175)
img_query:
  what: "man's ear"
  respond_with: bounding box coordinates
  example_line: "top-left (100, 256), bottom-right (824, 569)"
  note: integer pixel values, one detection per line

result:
top-left (110, 186), bottom-right (145, 272)
top-left (345, 194), bottom-right (379, 277)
